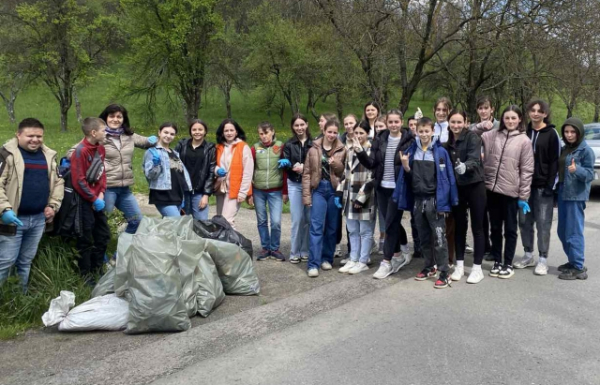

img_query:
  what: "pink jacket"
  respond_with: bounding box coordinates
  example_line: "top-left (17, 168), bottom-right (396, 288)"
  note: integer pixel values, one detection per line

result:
top-left (481, 129), bottom-right (534, 200)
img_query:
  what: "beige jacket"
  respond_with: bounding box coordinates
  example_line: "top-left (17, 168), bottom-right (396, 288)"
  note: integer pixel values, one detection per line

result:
top-left (481, 128), bottom-right (534, 200)
top-left (0, 138), bottom-right (64, 221)
top-left (302, 137), bottom-right (346, 206)
top-left (67, 133), bottom-right (151, 188)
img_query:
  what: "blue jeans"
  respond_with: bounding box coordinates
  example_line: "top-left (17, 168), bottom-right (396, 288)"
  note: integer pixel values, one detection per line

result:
top-left (346, 219), bottom-right (375, 264)
top-left (557, 185), bottom-right (586, 269)
top-left (288, 180), bottom-right (310, 258)
top-left (105, 187), bottom-right (143, 234)
top-left (0, 212), bottom-right (46, 288)
top-left (184, 192), bottom-right (209, 221)
top-left (253, 189), bottom-right (282, 251)
top-left (308, 180), bottom-right (339, 270)
top-left (156, 205), bottom-right (181, 217)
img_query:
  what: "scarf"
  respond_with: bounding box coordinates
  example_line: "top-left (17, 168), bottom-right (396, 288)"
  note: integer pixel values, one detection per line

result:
top-left (105, 126), bottom-right (124, 136)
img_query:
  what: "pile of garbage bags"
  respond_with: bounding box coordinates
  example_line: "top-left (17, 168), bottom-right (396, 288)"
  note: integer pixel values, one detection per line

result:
top-left (42, 216), bottom-right (259, 334)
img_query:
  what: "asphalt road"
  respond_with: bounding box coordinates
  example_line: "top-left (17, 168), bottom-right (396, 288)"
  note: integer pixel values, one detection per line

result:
top-left (3, 189), bottom-right (600, 385)
top-left (153, 189), bottom-right (600, 385)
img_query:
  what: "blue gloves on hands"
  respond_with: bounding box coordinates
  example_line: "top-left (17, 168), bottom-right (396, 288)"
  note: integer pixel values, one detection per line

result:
top-left (277, 159), bottom-right (291, 169)
top-left (1, 210), bottom-right (23, 226)
top-left (148, 136), bottom-right (158, 145)
top-left (93, 198), bottom-right (106, 212)
top-left (216, 167), bottom-right (227, 177)
top-left (518, 200), bottom-right (530, 215)
top-left (151, 151), bottom-right (161, 166)
top-left (334, 197), bottom-right (342, 209)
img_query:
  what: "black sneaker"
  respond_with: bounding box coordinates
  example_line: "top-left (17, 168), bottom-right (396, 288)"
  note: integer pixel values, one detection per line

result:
top-left (498, 264), bottom-right (514, 279)
top-left (270, 250), bottom-right (285, 262)
top-left (559, 267), bottom-right (588, 280)
top-left (257, 249), bottom-right (270, 261)
top-left (415, 267), bottom-right (437, 281)
top-left (489, 262), bottom-right (502, 277)
top-left (557, 262), bottom-right (574, 272)
top-left (434, 271), bottom-right (450, 289)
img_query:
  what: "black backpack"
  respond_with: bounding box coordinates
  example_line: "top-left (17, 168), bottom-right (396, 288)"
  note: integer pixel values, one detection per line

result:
top-left (51, 157), bottom-right (83, 238)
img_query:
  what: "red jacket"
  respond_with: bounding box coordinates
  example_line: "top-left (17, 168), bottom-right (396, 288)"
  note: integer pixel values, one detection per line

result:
top-left (71, 138), bottom-right (107, 203)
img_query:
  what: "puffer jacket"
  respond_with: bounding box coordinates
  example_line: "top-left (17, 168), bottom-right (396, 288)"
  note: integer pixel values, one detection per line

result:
top-left (302, 137), bottom-right (346, 206)
top-left (67, 133), bottom-right (152, 188)
top-left (0, 138), bottom-right (64, 219)
top-left (481, 128), bottom-right (534, 200)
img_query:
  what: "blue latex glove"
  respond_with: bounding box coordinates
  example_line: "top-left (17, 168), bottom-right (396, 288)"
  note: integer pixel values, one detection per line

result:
top-left (1, 210), bottom-right (23, 226)
top-left (277, 159), bottom-right (291, 169)
top-left (151, 151), bottom-right (161, 166)
top-left (93, 198), bottom-right (106, 212)
top-left (334, 197), bottom-right (342, 209)
top-left (216, 167), bottom-right (227, 177)
top-left (147, 135), bottom-right (158, 145)
top-left (518, 200), bottom-right (530, 215)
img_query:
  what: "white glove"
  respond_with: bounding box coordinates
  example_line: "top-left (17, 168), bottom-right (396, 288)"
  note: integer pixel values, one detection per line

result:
top-left (415, 107), bottom-right (423, 120)
top-left (455, 161), bottom-right (466, 175)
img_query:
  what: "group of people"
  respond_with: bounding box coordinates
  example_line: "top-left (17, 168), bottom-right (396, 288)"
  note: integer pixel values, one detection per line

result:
top-left (0, 97), bottom-right (595, 291)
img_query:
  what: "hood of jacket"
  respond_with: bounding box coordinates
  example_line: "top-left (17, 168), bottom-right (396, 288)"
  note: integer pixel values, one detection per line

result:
top-left (561, 117), bottom-right (585, 149)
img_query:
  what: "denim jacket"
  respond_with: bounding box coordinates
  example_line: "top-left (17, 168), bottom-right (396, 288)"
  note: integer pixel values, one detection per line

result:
top-left (392, 140), bottom-right (459, 212)
top-left (560, 141), bottom-right (595, 201)
top-left (143, 145), bottom-right (192, 191)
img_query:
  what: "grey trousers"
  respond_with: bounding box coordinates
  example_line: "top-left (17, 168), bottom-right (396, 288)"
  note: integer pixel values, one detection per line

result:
top-left (414, 197), bottom-right (449, 273)
top-left (518, 187), bottom-right (554, 257)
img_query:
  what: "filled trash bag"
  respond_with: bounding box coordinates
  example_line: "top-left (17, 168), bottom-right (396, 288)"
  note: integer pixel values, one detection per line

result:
top-left (91, 268), bottom-right (116, 298)
top-left (42, 291), bottom-right (75, 327)
top-left (58, 294), bottom-right (129, 332)
top-left (179, 240), bottom-right (225, 317)
top-left (114, 232), bottom-right (134, 297)
top-left (193, 215), bottom-right (253, 258)
top-left (125, 234), bottom-right (191, 334)
top-left (204, 239), bottom-right (260, 296)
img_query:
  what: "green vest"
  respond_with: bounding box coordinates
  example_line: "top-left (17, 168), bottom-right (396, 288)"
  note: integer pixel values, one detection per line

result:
top-left (252, 140), bottom-right (283, 190)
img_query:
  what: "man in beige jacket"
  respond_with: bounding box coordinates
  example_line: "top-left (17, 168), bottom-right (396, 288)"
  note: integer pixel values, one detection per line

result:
top-left (0, 118), bottom-right (64, 290)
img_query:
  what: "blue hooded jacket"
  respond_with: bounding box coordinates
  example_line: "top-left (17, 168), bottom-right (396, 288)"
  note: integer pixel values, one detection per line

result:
top-left (392, 137), bottom-right (459, 212)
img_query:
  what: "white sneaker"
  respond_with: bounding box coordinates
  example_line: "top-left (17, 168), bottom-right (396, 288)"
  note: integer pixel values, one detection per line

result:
top-left (465, 244), bottom-right (474, 254)
top-left (340, 258), bottom-right (348, 266)
top-left (391, 255), bottom-right (408, 274)
top-left (321, 261), bottom-right (333, 270)
top-left (514, 253), bottom-right (535, 269)
top-left (534, 259), bottom-right (548, 276)
top-left (349, 262), bottom-right (369, 275)
top-left (466, 267), bottom-right (484, 284)
top-left (450, 265), bottom-right (464, 281)
top-left (308, 268), bottom-right (319, 278)
top-left (339, 261), bottom-right (356, 273)
top-left (373, 261), bottom-right (393, 279)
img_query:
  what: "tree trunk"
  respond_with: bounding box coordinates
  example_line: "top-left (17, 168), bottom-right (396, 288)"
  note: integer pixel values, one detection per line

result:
top-left (335, 90), bottom-right (343, 119)
top-left (224, 84), bottom-right (232, 119)
top-left (60, 105), bottom-right (69, 132)
top-left (594, 104), bottom-right (599, 123)
top-left (74, 87), bottom-right (83, 124)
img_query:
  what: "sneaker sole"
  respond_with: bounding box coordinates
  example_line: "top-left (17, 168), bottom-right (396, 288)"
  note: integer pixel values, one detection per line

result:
top-left (534, 270), bottom-right (548, 276)
top-left (290, 260), bottom-right (301, 264)
top-left (414, 274), bottom-right (436, 281)
top-left (466, 277), bottom-right (484, 284)
top-left (434, 283), bottom-right (449, 289)
top-left (489, 272), bottom-right (500, 277)
top-left (498, 272), bottom-right (514, 279)
top-left (349, 267), bottom-right (369, 275)
top-left (373, 270), bottom-right (393, 279)
top-left (514, 263), bottom-right (535, 269)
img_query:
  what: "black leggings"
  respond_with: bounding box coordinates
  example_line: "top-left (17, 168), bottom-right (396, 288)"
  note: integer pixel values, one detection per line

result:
top-left (487, 190), bottom-right (519, 266)
top-left (377, 187), bottom-right (408, 261)
top-left (453, 182), bottom-right (487, 265)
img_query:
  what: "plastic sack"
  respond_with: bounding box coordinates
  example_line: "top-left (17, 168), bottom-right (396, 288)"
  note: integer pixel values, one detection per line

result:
top-left (204, 239), bottom-right (260, 296)
top-left (137, 216), bottom-right (196, 239)
top-left (193, 215), bottom-right (253, 258)
top-left (114, 232), bottom-right (134, 297)
top-left (125, 233), bottom-right (191, 334)
top-left (91, 268), bottom-right (115, 298)
top-left (42, 291), bottom-right (75, 327)
top-left (58, 294), bottom-right (129, 332)
top-left (179, 240), bottom-right (225, 317)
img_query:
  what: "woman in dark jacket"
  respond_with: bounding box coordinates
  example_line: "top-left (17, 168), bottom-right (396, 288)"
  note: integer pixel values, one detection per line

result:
top-left (283, 113), bottom-right (313, 264)
top-left (174, 119), bottom-right (216, 220)
top-left (444, 110), bottom-right (487, 284)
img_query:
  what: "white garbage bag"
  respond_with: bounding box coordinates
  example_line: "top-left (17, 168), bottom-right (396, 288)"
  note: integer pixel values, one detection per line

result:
top-left (58, 294), bottom-right (129, 332)
top-left (42, 291), bottom-right (76, 327)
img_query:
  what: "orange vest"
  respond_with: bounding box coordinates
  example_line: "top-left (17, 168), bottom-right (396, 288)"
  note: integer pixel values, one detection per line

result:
top-left (216, 141), bottom-right (252, 199)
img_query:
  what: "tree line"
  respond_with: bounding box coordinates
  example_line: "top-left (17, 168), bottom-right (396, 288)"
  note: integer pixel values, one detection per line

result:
top-left (1, 0), bottom-right (599, 131)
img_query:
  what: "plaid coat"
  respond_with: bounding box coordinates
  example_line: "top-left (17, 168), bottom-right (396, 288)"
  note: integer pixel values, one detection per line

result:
top-left (337, 143), bottom-right (376, 221)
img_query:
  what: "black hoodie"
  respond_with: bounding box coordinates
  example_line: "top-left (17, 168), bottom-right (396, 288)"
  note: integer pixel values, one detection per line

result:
top-left (526, 123), bottom-right (561, 191)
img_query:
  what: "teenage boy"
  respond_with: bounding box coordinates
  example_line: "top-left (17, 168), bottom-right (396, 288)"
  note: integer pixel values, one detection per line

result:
top-left (393, 117), bottom-right (458, 288)
top-left (250, 122), bottom-right (286, 261)
top-left (513, 100), bottom-right (560, 275)
top-left (0, 118), bottom-right (64, 289)
top-left (71, 117), bottom-right (110, 279)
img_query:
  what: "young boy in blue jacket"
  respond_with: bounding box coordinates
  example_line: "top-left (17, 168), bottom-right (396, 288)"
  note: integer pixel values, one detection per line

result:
top-left (393, 117), bottom-right (458, 288)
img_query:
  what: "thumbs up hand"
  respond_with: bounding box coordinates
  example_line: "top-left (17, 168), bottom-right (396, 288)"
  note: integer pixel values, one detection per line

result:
top-left (568, 158), bottom-right (577, 174)
top-left (454, 159), bottom-right (466, 175)
top-left (400, 151), bottom-right (410, 172)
